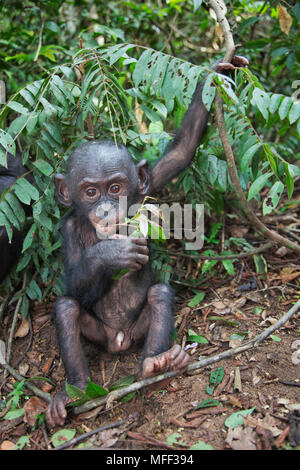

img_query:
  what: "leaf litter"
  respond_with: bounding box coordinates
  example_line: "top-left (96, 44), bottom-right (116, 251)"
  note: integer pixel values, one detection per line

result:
top-left (0, 215), bottom-right (300, 449)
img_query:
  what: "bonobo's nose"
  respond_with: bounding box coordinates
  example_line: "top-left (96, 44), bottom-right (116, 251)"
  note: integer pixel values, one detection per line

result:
top-left (96, 202), bottom-right (115, 219)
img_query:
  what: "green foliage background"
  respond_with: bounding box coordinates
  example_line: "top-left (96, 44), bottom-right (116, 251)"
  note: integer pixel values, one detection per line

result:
top-left (0, 0), bottom-right (299, 314)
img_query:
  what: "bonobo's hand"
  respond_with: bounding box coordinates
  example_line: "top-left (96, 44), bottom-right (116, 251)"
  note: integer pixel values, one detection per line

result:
top-left (213, 55), bottom-right (249, 73)
top-left (97, 235), bottom-right (149, 271)
top-left (46, 389), bottom-right (72, 427)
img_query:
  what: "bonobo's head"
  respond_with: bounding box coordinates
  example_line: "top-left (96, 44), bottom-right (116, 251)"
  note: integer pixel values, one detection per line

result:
top-left (54, 140), bottom-right (150, 237)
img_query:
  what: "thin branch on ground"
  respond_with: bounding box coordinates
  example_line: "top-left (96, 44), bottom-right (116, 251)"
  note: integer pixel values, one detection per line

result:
top-left (52, 418), bottom-right (128, 451)
top-left (73, 298), bottom-right (300, 416)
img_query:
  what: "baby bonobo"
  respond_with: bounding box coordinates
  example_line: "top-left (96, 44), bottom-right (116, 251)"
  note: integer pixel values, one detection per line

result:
top-left (46, 56), bottom-right (248, 427)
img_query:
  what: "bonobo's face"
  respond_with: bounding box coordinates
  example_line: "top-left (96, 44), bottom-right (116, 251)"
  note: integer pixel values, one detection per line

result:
top-left (54, 141), bottom-right (150, 238)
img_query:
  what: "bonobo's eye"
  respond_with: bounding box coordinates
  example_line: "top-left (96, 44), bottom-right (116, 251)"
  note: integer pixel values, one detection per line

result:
top-left (86, 187), bottom-right (98, 198)
top-left (109, 184), bottom-right (121, 194)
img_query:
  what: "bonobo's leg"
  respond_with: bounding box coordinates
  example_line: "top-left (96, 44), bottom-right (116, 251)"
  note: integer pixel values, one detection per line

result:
top-left (46, 296), bottom-right (91, 427)
top-left (132, 283), bottom-right (189, 377)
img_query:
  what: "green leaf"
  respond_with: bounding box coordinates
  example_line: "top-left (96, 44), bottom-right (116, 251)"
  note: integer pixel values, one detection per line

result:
top-left (22, 223), bottom-right (37, 252)
top-left (278, 97), bottom-right (293, 120)
top-left (85, 379), bottom-right (108, 398)
top-left (222, 259), bottom-right (235, 275)
top-left (187, 329), bottom-right (208, 344)
top-left (109, 44), bottom-right (134, 65)
top-left (289, 102), bottom-right (300, 124)
top-left (15, 177), bottom-right (39, 201)
top-left (0, 200), bottom-right (20, 230)
top-left (268, 93), bottom-right (283, 114)
top-left (224, 407), bottom-right (255, 429)
top-left (247, 173), bottom-right (272, 201)
top-left (253, 254), bottom-right (267, 274)
top-left (217, 160), bottom-right (227, 191)
top-left (270, 335), bottom-right (281, 342)
top-left (262, 181), bottom-right (284, 215)
top-left (65, 382), bottom-right (86, 401)
top-left (195, 399), bottom-right (220, 409)
top-left (206, 367), bottom-right (224, 395)
top-left (0, 129), bottom-right (16, 161)
top-left (33, 159), bottom-right (54, 176)
top-left (4, 408), bottom-right (25, 420)
top-left (26, 280), bottom-right (42, 301)
top-left (109, 375), bottom-right (136, 391)
top-left (7, 101), bottom-right (29, 114)
top-left (166, 433), bottom-right (185, 446)
top-left (188, 292), bottom-right (205, 308)
top-left (133, 48), bottom-right (154, 87)
top-left (193, 0), bottom-right (203, 12)
top-left (294, 3), bottom-right (300, 21)
top-left (286, 164), bottom-right (294, 199)
top-left (202, 73), bottom-right (216, 111)
top-left (240, 143), bottom-right (261, 173)
top-left (51, 429), bottom-right (76, 448)
top-left (189, 441), bottom-right (214, 450)
top-left (251, 88), bottom-right (270, 120)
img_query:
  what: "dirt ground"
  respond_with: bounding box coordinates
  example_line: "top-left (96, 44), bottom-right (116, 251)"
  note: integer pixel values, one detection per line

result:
top-left (0, 245), bottom-right (300, 451)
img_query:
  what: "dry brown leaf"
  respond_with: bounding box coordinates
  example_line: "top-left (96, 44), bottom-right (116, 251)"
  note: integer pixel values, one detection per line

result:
top-left (23, 396), bottom-right (47, 426)
top-left (42, 355), bottom-right (55, 374)
top-left (0, 440), bottom-right (16, 450)
top-left (244, 414), bottom-right (282, 437)
top-left (275, 246), bottom-right (289, 257)
top-left (280, 267), bottom-right (300, 283)
top-left (229, 225), bottom-right (249, 238)
top-left (225, 425), bottom-right (257, 450)
top-left (97, 429), bottom-right (119, 448)
top-left (226, 395), bottom-right (243, 409)
top-left (14, 318), bottom-right (30, 338)
top-left (18, 363), bottom-right (29, 376)
top-left (278, 4), bottom-right (292, 35)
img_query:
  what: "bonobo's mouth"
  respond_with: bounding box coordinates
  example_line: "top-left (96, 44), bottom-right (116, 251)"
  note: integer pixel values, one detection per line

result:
top-left (94, 223), bottom-right (119, 238)
top-left (89, 215), bottom-right (125, 239)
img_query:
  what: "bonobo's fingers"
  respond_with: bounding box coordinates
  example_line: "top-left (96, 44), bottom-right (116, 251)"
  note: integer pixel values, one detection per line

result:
top-left (214, 55), bottom-right (249, 74)
top-left (231, 55), bottom-right (249, 68)
top-left (132, 237), bottom-right (148, 246)
top-left (46, 391), bottom-right (71, 428)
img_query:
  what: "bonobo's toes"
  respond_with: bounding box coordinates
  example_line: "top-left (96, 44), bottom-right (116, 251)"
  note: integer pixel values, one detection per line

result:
top-left (141, 344), bottom-right (189, 378)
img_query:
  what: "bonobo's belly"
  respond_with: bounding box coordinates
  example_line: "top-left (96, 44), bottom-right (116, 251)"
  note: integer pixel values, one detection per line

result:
top-left (92, 266), bottom-right (153, 352)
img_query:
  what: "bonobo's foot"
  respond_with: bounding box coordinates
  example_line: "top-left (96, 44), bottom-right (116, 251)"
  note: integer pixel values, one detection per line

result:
top-left (141, 344), bottom-right (189, 378)
top-left (46, 389), bottom-right (73, 427)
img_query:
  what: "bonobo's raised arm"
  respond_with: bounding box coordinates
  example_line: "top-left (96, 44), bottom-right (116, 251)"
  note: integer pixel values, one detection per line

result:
top-left (150, 56), bottom-right (249, 194)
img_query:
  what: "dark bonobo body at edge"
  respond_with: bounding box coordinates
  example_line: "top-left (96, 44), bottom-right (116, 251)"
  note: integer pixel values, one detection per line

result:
top-left (46, 56), bottom-right (249, 427)
top-left (0, 147), bottom-right (32, 283)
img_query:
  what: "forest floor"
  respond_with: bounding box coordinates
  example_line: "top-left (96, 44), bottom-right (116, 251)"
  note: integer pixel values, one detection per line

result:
top-left (0, 201), bottom-right (300, 452)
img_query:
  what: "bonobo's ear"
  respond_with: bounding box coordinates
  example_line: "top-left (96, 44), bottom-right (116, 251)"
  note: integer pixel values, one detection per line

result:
top-left (54, 173), bottom-right (73, 207)
top-left (136, 159), bottom-right (151, 195)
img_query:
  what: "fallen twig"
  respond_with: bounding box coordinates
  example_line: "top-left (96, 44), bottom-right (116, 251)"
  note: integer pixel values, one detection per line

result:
top-left (52, 419), bottom-right (128, 451)
top-left (73, 298), bottom-right (300, 416)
